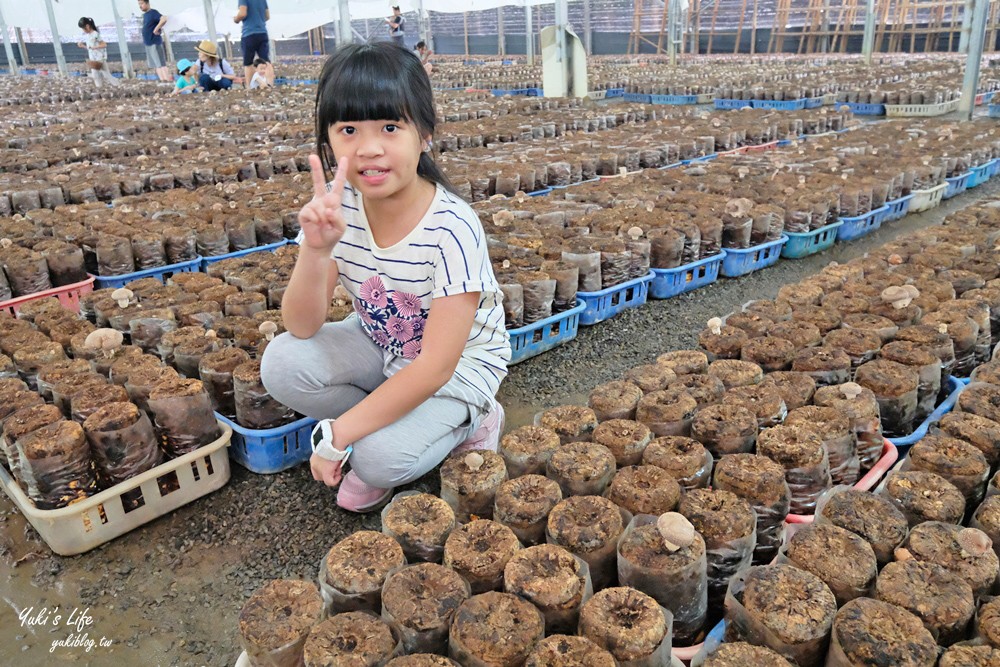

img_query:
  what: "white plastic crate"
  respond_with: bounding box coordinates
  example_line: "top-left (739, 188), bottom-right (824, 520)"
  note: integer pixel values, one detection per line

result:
top-left (885, 99), bottom-right (959, 117)
top-left (0, 423), bottom-right (232, 556)
top-left (696, 93), bottom-right (714, 104)
top-left (587, 90), bottom-right (607, 100)
top-left (909, 182), bottom-right (948, 213)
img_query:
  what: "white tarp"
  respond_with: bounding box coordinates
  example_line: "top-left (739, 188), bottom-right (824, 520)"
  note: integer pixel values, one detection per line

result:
top-left (0, 0), bottom-right (560, 38)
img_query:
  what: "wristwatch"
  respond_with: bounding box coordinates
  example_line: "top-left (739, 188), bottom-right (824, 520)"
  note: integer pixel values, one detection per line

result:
top-left (311, 420), bottom-right (352, 463)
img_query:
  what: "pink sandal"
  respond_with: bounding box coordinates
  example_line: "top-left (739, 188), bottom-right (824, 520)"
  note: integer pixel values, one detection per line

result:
top-left (336, 470), bottom-right (393, 513)
top-left (453, 403), bottom-right (505, 454)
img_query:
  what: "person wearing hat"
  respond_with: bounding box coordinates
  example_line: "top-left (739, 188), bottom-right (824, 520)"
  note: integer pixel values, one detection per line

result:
top-left (138, 1), bottom-right (171, 82)
top-left (171, 59), bottom-right (200, 95)
top-left (234, 0), bottom-right (273, 89)
top-left (385, 6), bottom-right (405, 46)
top-left (195, 40), bottom-right (240, 92)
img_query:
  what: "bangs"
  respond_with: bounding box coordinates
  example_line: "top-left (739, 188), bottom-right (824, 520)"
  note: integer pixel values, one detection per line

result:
top-left (316, 46), bottom-right (416, 128)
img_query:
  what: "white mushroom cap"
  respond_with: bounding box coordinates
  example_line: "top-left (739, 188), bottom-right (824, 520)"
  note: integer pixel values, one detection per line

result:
top-left (707, 317), bottom-right (723, 336)
top-left (881, 285), bottom-right (913, 310)
top-left (627, 226), bottom-right (644, 240)
top-left (657, 512), bottom-right (696, 552)
top-left (258, 321), bottom-right (278, 341)
top-left (111, 288), bottom-right (134, 308)
top-left (84, 328), bottom-right (124, 350)
top-left (958, 528), bottom-right (992, 556)
top-left (0, 238), bottom-right (11, 249)
top-left (464, 452), bottom-right (485, 471)
top-left (840, 382), bottom-right (863, 400)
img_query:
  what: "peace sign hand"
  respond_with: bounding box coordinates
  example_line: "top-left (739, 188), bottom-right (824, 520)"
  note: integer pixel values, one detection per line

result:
top-left (299, 154), bottom-right (349, 252)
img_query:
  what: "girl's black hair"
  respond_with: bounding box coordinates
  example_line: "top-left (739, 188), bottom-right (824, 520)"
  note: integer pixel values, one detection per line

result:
top-left (78, 17), bottom-right (97, 31)
top-left (314, 42), bottom-right (458, 197)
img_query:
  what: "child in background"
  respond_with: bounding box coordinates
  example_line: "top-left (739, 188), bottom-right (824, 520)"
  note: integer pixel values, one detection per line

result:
top-left (249, 58), bottom-right (271, 89)
top-left (77, 17), bottom-right (120, 89)
top-left (172, 59), bottom-right (200, 95)
top-left (260, 42), bottom-right (510, 513)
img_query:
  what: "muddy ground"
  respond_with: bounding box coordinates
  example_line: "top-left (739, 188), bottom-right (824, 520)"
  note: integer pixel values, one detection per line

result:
top-left (1, 166), bottom-right (998, 667)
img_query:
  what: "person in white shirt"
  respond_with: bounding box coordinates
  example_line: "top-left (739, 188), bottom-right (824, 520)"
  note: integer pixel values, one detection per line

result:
top-left (249, 58), bottom-right (271, 89)
top-left (260, 43), bottom-right (510, 513)
top-left (77, 17), bottom-right (120, 89)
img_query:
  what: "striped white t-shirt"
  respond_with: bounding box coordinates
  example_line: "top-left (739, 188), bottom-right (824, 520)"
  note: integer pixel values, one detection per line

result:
top-left (305, 182), bottom-right (510, 409)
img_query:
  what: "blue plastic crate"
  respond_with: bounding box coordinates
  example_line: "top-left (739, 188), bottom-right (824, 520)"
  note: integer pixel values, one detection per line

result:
top-left (883, 194), bottom-right (914, 222)
top-left (777, 139), bottom-right (794, 147)
top-left (751, 99), bottom-right (807, 110)
top-left (714, 98), bottom-right (752, 110)
top-left (720, 237), bottom-right (787, 278)
top-left (217, 413), bottom-right (316, 474)
top-left (990, 158), bottom-right (1000, 178)
top-left (577, 271), bottom-right (654, 326)
top-left (93, 257), bottom-right (201, 290)
top-left (970, 161), bottom-right (994, 188)
top-left (623, 93), bottom-right (652, 104)
top-left (837, 205), bottom-right (888, 242)
top-left (781, 221), bottom-right (844, 259)
top-left (490, 89), bottom-right (511, 97)
top-left (650, 94), bottom-right (698, 105)
top-left (846, 102), bottom-right (886, 115)
top-left (509, 299), bottom-right (586, 364)
top-left (805, 97), bottom-right (824, 109)
top-left (525, 88), bottom-right (542, 97)
top-left (199, 240), bottom-right (288, 271)
top-left (649, 252), bottom-right (724, 300)
top-left (887, 376), bottom-right (964, 456)
top-left (944, 171), bottom-right (972, 199)
top-left (990, 103), bottom-right (1000, 119)
top-left (606, 88), bottom-right (625, 98)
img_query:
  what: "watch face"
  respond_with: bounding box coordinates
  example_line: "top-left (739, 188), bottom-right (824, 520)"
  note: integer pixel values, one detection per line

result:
top-left (312, 427), bottom-right (324, 448)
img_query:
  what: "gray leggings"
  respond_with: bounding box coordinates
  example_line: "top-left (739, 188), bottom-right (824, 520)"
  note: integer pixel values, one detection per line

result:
top-left (260, 318), bottom-right (480, 489)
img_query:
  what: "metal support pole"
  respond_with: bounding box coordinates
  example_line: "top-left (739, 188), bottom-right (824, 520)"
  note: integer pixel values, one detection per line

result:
top-left (338, 0), bottom-right (352, 46)
top-left (959, 0), bottom-right (989, 118)
top-left (583, 0), bottom-right (592, 54)
top-left (43, 0), bottom-right (67, 75)
top-left (203, 0), bottom-right (219, 46)
top-left (269, 38), bottom-right (278, 63)
top-left (463, 11), bottom-right (469, 56)
top-left (111, 0), bottom-right (133, 78)
top-left (555, 0), bottom-right (569, 84)
top-left (498, 7), bottom-right (506, 56)
top-left (0, 3), bottom-right (20, 75)
top-left (525, 0), bottom-right (534, 64)
top-left (418, 0), bottom-right (428, 43)
top-left (15, 27), bottom-right (28, 66)
top-left (668, 0), bottom-right (679, 65)
top-left (862, 0), bottom-right (876, 64)
top-left (820, 0), bottom-right (831, 52)
top-left (163, 30), bottom-right (175, 65)
top-left (960, 0), bottom-right (973, 52)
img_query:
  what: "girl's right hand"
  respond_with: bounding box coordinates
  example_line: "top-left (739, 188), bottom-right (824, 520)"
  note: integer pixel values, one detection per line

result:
top-left (299, 154), bottom-right (349, 252)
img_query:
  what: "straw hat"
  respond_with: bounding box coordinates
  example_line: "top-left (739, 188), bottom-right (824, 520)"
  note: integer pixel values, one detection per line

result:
top-left (195, 40), bottom-right (219, 58)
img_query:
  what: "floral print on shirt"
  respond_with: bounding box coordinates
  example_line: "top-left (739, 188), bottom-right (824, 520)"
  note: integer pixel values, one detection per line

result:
top-left (354, 275), bottom-right (428, 359)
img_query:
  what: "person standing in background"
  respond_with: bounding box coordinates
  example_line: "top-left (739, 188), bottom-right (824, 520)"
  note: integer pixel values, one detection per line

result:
top-left (138, 0), bottom-right (171, 82)
top-left (385, 6), bottom-right (405, 47)
top-left (234, 0), bottom-right (274, 88)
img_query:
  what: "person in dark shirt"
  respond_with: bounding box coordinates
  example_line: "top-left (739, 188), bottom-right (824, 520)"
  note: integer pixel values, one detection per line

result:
top-left (234, 0), bottom-right (273, 88)
top-left (385, 6), bottom-right (405, 46)
top-left (138, 0), bottom-right (171, 82)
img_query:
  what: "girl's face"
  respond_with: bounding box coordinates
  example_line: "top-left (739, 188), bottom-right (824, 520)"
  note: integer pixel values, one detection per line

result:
top-left (327, 119), bottom-right (430, 200)
top-left (83, 25), bottom-right (94, 33)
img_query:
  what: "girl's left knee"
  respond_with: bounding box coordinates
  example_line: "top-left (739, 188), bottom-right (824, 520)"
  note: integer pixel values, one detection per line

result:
top-left (349, 434), bottom-right (423, 489)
